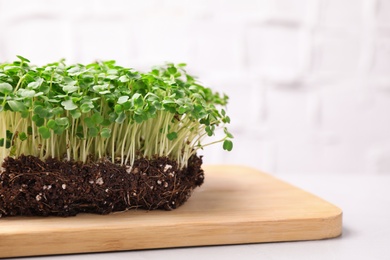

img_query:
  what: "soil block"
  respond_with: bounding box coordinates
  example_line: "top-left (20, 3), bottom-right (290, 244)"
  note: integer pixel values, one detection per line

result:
top-left (0, 155), bottom-right (204, 217)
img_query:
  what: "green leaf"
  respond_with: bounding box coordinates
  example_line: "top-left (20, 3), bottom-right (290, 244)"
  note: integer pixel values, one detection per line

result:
top-left (9, 145), bottom-right (16, 156)
top-left (109, 112), bottom-right (117, 122)
top-left (70, 109), bottom-right (81, 119)
top-left (16, 55), bottom-right (30, 63)
top-left (52, 107), bottom-right (64, 115)
top-left (88, 127), bottom-right (99, 137)
top-left (20, 110), bottom-right (29, 118)
top-left (132, 93), bottom-right (144, 107)
top-left (221, 109), bottom-right (226, 117)
top-left (91, 113), bottom-right (103, 124)
top-left (167, 66), bottom-right (177, 74)
top-left (39, 84), bottom-right (50, 94)
top-left (34, 105), bottom-right (45, 117)
top-left (119, 75), bottom-right (129, 82)
top-left (107, 69), bottom-right (118, 75)
top-left (153, 100), bottom-right (162, 110)
top-left (63, 84), bottom-right (79, 93)
top-left (35, 107), bottom-right (49, 118)
top-left (8, 100), bottom-right (26, 112)
top-left (80, 103), bottom-right (92, 113)
top-left (67, 66), bottom-right (80, 75)
top-left (100, 128), bottom-right (112, 138)
top-left (32, 114), bottom-right (45, 127)
top-left (178, 107), bottom-right (187, 114)
top-left (115, 112), bottom-right (126, 124)
top-left (6, 130), bottom-right (13, 140)
top-left (61, 99), bottom-right (77, 110)
top-left (224, 127), bottom-right (234, 138)
top-left (122, 101), bottom-right (131, 110)
top-left (5, 140), bottom-right (11, 149)
top-left (27, 82), bottom-right (40, 89)
top-left (47, 119), bottom-right (57, 129)
top-left (222, 116), bottom-right (230, 124)
top-left (0, 82), bottom-right (13, 94)
top-left (84, 117), bottom-right (95, 128)
top-left (145, 93), bottom-right (159, 102)
top-left (100, 119), bottom-right (111, 126)
top-left (76, 125), bottom-right (84, 139)
top-left (114, 104), bottom-right (123, 113)
top-left (134, 114), bottom-right (143, 123)
top-left (106, 75), bottom-right (118, 80)
top-left (53, 126), bottom-right (65, 135)
top-left (92, 84), bottom-right (109, 92)
top-left (27, 78), bottom-right (43, 89)
top-left (162, 99), bottom-right (175, 105)
top-left (167, 132), bottom-right (178, 140)
top-left (19, 132), bottom-right (28, 141)
top-left (34, 91), bottom-right (44, 97)
top-left (205, 125), bottom-right (214, 136)
top-left (38, 126), bottom-right (51, 139)
top-left (223, 140), bottom-right (233, 151)
top-left (55, 117), bottom-right (69, 126)
top-left (118, 96), bottom-right (129, 104)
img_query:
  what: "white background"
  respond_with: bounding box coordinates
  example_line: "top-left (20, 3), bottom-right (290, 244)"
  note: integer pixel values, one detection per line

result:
top-left (1, 0), bottom-right (390, 174)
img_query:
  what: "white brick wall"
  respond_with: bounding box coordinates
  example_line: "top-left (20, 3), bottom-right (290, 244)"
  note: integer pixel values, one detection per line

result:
top-left (0, 0), bottom-right (389, 174)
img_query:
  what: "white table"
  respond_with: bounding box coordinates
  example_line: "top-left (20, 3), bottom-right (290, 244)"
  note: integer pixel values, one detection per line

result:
top-left (28, 174), bottom-right (390, 260)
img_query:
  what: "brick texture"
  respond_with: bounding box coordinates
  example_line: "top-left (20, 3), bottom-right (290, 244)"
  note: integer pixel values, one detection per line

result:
top-left (0, 0), bottom-right (389, 174)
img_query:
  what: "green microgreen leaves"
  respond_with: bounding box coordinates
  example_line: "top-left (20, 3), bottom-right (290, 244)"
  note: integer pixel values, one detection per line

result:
top-left (223, 139), bottom-right (233, 151)
top-left (38, 126), bottom-right (51, 139)
top-left (16, 55), bottom-right (30, 63)
top-left (0, 82), bottom-right (13, 94)
top-left (100, 128), bottom-right (111, 138)
top-left (61, 99), bottom-right (77, 110)
top-left (0, 57), bottom-right (233, 168)
top-left (117, 95), bottom-right (129, 104)
top-left (70, 109), bottom-right (81, 119)
top-left (167, 132), bottom-right (178, 141)
top-left (19, 132), bottom-right (28, 141)
top-left (55, 117), bottom-right (69, 126)
top-left (8, 100), bottom-right (27, 112)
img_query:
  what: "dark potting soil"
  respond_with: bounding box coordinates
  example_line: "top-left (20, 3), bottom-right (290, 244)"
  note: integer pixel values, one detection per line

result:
top-left (0, 155), bottom-right (204, 217)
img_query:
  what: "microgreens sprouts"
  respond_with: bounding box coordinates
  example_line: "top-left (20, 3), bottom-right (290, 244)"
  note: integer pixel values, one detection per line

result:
top-left (0, 56), bottom-right (233, 169)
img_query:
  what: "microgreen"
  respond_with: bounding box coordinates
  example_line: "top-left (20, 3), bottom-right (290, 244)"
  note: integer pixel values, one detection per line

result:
top-left (0, 57), bottom-right (233, 168)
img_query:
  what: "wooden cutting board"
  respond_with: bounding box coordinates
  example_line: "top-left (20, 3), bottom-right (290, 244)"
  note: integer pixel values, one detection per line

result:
top-left (0, 165), bottom-right (342, 258)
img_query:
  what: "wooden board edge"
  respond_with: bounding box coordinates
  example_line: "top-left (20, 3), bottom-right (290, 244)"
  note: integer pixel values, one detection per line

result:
top-left (0, 210), bottom-right (343, 258)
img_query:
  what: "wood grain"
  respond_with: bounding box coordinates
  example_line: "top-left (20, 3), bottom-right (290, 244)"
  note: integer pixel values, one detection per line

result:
top-left (0, 165), bottom-right (342, 258)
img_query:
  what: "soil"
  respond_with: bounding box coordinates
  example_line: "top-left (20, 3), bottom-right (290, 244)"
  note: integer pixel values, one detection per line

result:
top-left (0, 155), bottom-right (204, 217)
